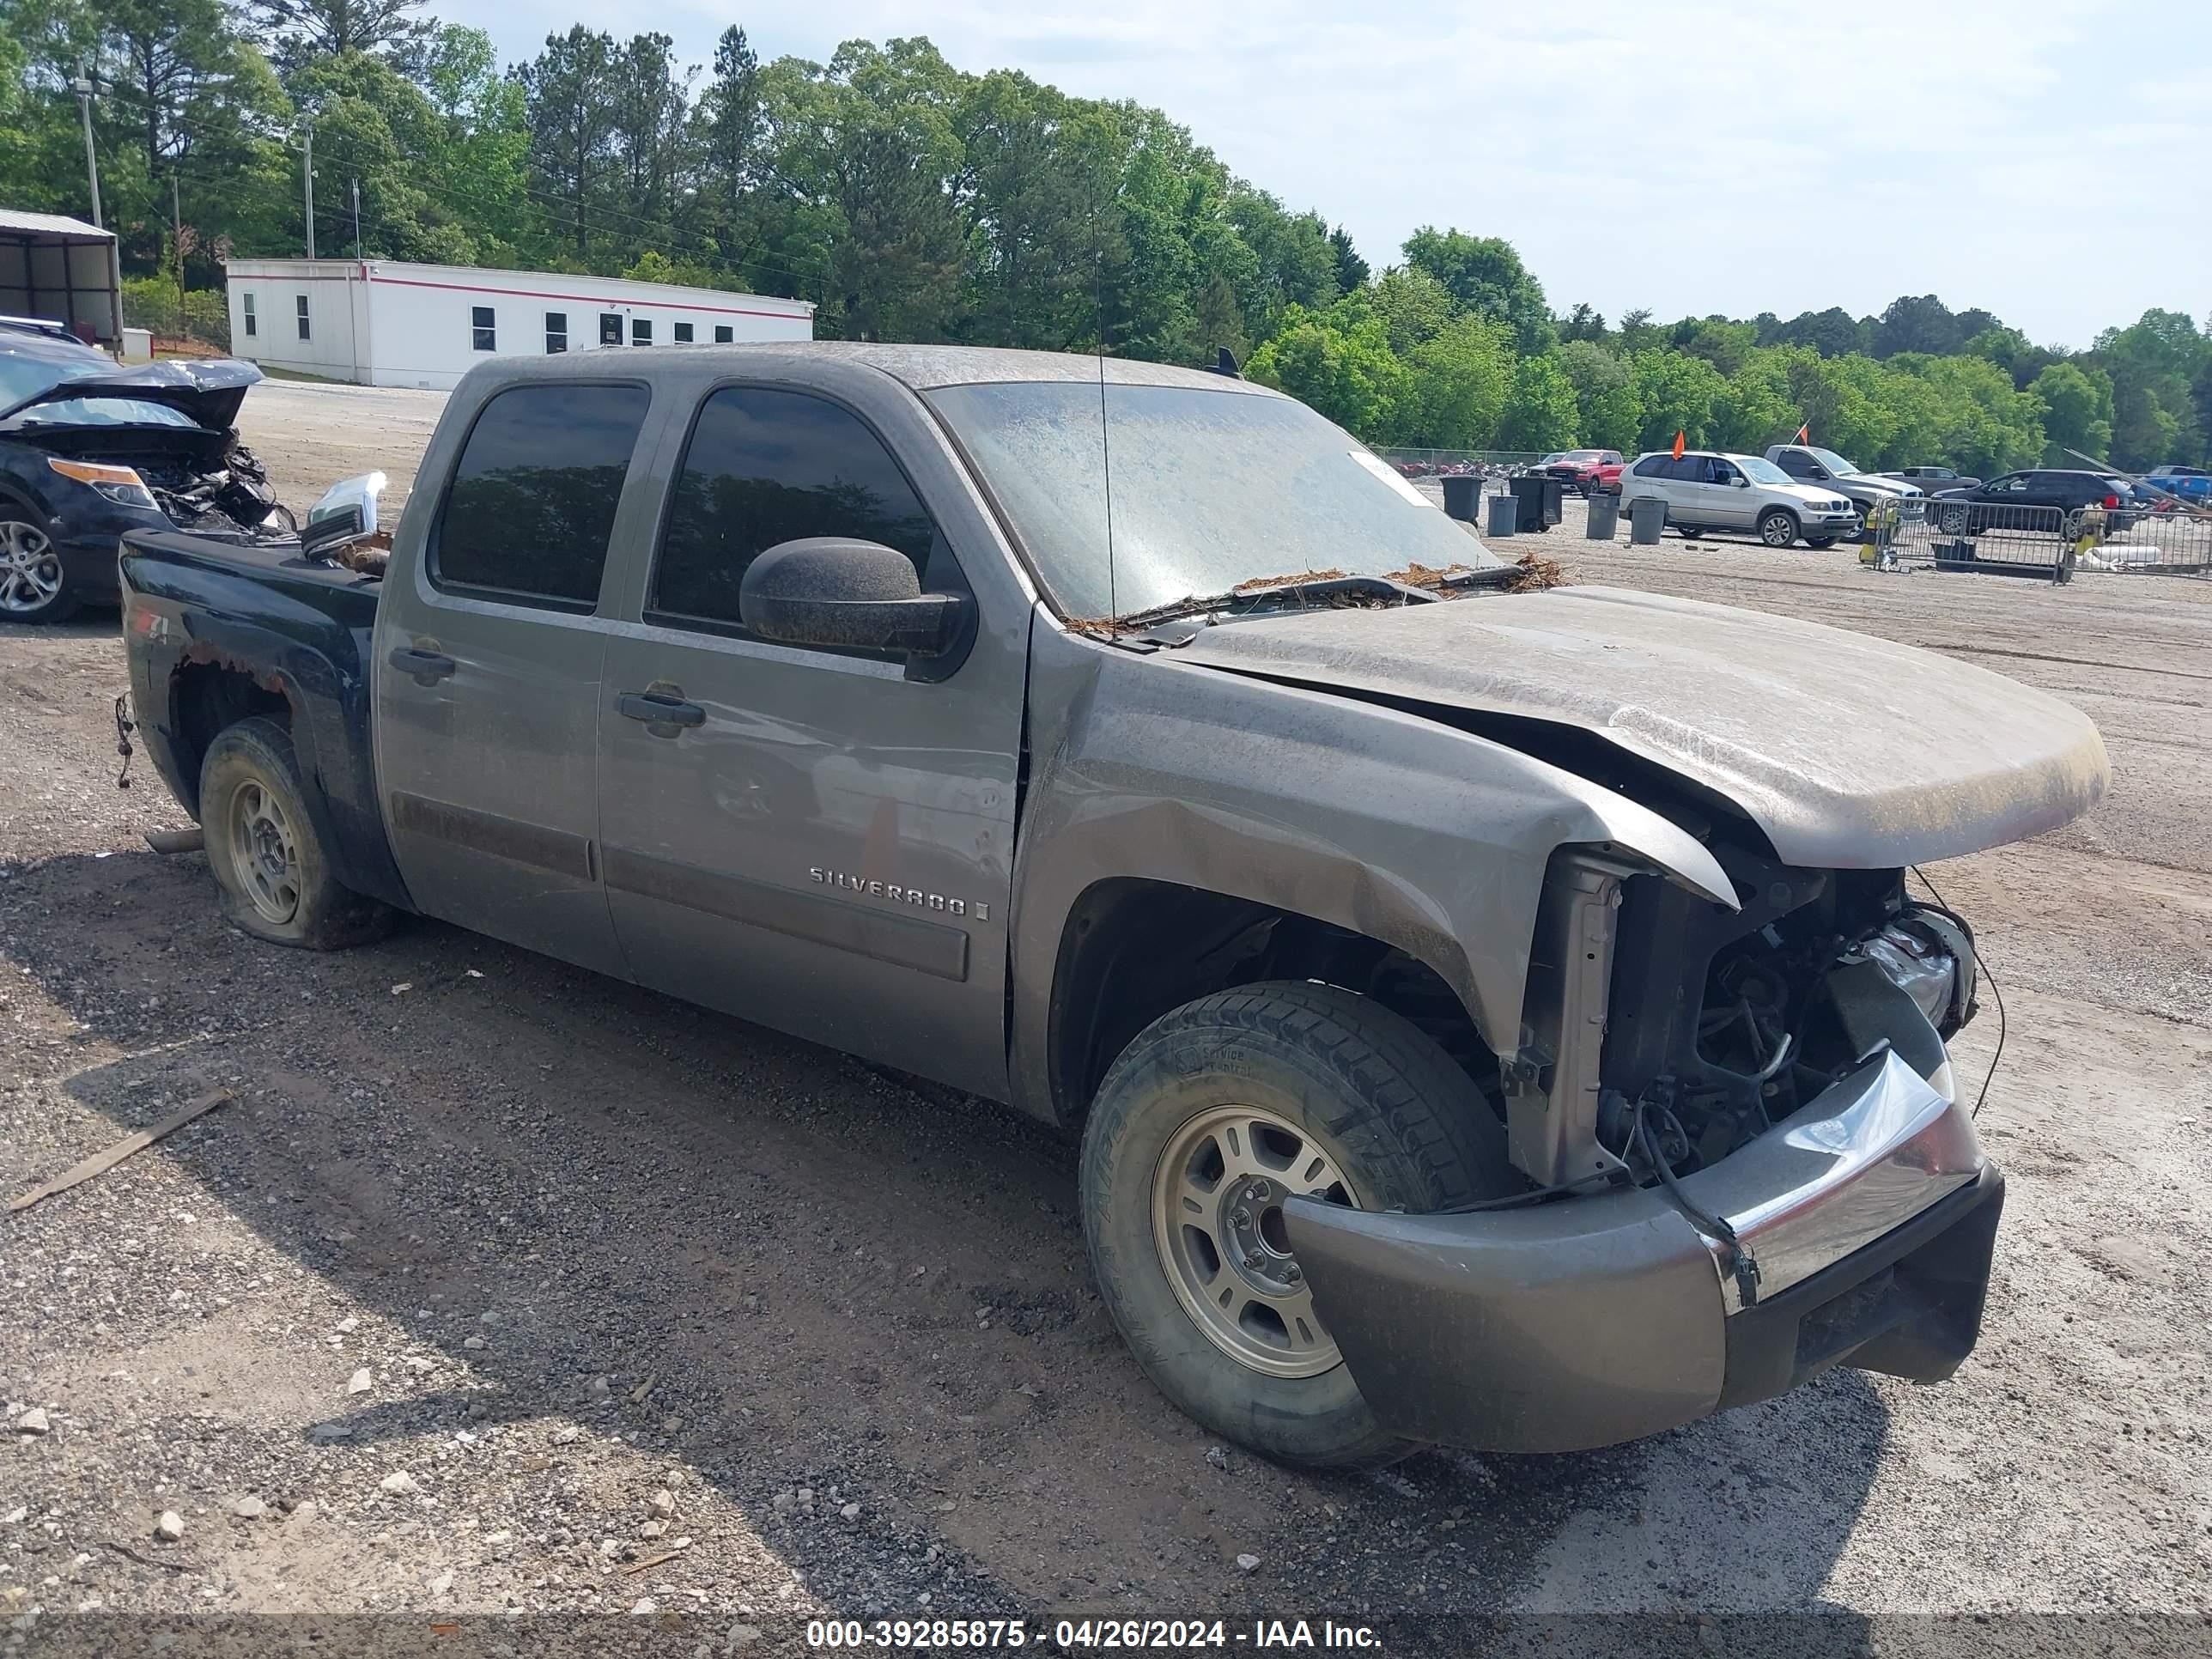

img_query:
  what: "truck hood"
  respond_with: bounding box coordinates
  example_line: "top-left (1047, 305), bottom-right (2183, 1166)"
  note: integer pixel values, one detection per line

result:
top-left (0, 357), bottom-right (261, 428)
top-left (1174, 586), bottom-right (2109, 868)
top-left (1838, 473), bottom-right (1919, 498)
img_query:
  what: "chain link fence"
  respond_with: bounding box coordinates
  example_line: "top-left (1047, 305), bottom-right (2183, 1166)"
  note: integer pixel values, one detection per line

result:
top-left (1370, 447), bottom-right (1546, 477)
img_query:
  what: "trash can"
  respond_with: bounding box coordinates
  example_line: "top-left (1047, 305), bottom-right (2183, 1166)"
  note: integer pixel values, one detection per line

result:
top-left (1440, 474), bottom-right (1482, 523)
top-left (1486, 491), bottom-right (1517, 538)
top-left (1585, 491), bottom-right (1620, 539)
top-left (1629, 495), bottom-right (1666, 545)
top-left (1509, 476), bottom-right (1564, 532)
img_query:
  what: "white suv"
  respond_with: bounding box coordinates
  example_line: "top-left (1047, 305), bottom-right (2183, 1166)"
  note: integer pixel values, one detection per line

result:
top-left (1620, 451), bottom-right (1863, 548)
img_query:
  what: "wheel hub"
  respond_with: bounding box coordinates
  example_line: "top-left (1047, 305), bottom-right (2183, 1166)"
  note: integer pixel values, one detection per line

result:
top-left (1151, 1105), bottom-right (1358, 1378)
top-left (0, 521), bottom-right (62, 614)
top-left (228, 781), bottom-right (301, 924)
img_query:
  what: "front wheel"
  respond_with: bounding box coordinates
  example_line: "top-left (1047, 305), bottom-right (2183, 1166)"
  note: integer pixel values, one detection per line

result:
top-left (1758, 507), bottom-right (1802, 547)
top-left (201, 716), bottom-right (394, 950)
top-left (1079, 981), bottom-right (1515, 1468)
top-left (0, 503), bottom-right (78, 624)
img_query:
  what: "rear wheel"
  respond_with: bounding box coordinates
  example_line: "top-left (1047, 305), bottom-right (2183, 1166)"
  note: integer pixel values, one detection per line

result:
top-left (1807, 535), bottom-right (1837, 549)
top-left (201, 716), bottom-right (394, 950)
top-left (1758, 507), bottom-right (1802, 548)
top-left (1079, 981), bottom-right (1515, 1468)
top-left (1674, 523), bottom-right (1703, 540)
top-left (0, 504), bottom-right (77, 624)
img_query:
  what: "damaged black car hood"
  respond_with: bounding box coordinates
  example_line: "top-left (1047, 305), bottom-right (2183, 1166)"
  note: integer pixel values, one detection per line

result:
top-left (1176, 585), bottom-right (2109, 868)
top-left (0, 357), bottom-right (262, 428)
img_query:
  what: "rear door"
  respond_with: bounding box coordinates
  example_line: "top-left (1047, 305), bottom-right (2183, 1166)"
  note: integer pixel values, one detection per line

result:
top-left (592, 381), bottom-right (1026, 1098)
top-left (373, 379), bottom-right (654, 976)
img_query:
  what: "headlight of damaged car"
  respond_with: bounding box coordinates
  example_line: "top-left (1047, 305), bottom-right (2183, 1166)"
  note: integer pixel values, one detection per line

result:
top-left (1848, 909), bottom-right (1978, 1036)
top-left (48, 456), bottom-right (157, 509)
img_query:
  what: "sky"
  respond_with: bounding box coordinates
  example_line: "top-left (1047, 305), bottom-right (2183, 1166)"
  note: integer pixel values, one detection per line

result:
top-left (438, 0), bottom-right (2209, 350)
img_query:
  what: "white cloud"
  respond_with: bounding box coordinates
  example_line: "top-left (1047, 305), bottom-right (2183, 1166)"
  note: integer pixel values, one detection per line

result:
top-left (441, 0), bottom-right (2209, 347)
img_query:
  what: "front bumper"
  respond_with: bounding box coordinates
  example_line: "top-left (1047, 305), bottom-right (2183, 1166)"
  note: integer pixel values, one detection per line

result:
top-left (1806, 511), bottom-right (1862, 538)
top-left (1285, 1048), bottom-right (2001, 1453)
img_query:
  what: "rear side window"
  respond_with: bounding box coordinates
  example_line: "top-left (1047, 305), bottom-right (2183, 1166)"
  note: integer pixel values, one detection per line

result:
top-left (432, 384), bottom-right (651, 608)
top-left (1632, 455), bottom-right (1666, 477)
top-left (650, 386), bottom-right (938, 635)
top-left (1776, 449), bottom-right (1811, 476)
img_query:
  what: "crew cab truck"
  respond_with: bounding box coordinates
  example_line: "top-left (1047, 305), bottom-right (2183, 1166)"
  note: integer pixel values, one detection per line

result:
top-left (120, 344), bottom-right (2109, 1468)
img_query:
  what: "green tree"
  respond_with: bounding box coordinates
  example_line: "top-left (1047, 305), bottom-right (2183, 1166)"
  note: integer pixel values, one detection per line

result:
top-left (1327, 224), bottom-right (1366, 295)
top-left (1554, 339), bottom-right (1638, 452)
top-left (1498, 351), bottom-right (1577, 452)
top-left (1244, 305), bottom-right (1407, 441)
top-left (517, 26), bottom-right (618, 263)
top-left (1626, 349), bottom-right (1728, 451)
top-left (250, 0), bottom-right (432, 76)
top-left (1401, 225), bottom-right (1552, 353)
top-left (1401, 313), bottom-right (1507, 449)
top-left (1367, 264), bottom-right (1454, 356)
top-left (2031, 361), bottom-right (2114, 465)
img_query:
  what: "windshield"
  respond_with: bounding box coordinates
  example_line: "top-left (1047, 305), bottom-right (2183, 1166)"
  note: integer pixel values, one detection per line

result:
top-left (1562, 450), bottom-right (1604, 461)
top-left (13, 397), bottom-right (201, 428)
top-left (927, 381), bottom-right (1502, 620)
top-left (0, 345), bottom-right (117, 409)
top-left (1739, 456), bottom-right (1793, 485)
top-left (1807, 446), bottom-right (1863, 477)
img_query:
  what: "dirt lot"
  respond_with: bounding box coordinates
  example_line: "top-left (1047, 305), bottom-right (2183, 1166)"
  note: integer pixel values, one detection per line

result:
top-left (3, 381), bottom-right (2210, 1653)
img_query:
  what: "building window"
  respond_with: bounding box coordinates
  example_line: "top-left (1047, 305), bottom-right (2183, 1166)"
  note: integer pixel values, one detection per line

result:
top-left (430, 384), bottom-right (652, 608)
top-left (631, 318), bottom-right (653, 347)
top-left (544, 312), bottom-right (567, 355)
top-left (295, 295), bottom-right (310, 341)
top-left (599, 313), bottom-right (623, 346)
top-left (673, 321), bottom-right (694, 344)
top-left (241, 294), bottom-right (257, 337)
top-left (714, 325), bottom-right (733, 343)
top-left (471, 306), bottom-right (496, 352)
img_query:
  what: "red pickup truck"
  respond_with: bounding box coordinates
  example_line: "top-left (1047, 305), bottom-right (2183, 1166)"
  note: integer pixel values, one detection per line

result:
top-left (1542, 449), bottom-right (1625, 496)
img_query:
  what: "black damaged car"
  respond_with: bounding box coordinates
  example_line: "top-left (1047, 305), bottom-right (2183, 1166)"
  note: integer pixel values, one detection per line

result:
top-left (0, 330), bottom-right (290, 623)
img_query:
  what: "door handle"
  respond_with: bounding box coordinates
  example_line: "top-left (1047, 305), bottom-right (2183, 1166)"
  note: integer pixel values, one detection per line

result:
top-left (388, 646), bottom-right (456, 685)
top-left (618, 690), bottom-right (706, 732)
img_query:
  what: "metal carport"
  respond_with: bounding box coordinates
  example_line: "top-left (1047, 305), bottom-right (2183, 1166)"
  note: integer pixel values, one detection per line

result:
top-left (0, 209), bottom-right (123, 345)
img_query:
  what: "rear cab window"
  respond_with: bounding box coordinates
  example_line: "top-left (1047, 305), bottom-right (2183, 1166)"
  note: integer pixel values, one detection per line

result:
top-left (430, 383), bottom-right (652, 610)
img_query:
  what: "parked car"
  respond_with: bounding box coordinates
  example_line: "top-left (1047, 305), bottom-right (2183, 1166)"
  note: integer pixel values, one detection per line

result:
top-left (1931, 470), bottom-right (2142, 537)
top-left (1882, 465), bottom-right (1980, 492)
top-left (1765, 443), bottom-right (1924, 523)
top-left (0, 328), bottom-right (286, 622)
top-left (2142, 465), bottom-right (2212, 506)
top-left (1541, 448), bottom-right (1625, 496)
top-left (119, 344), bottom-right (2106, 1468)
top-left (1620, 449), bottom-right (1862, 546)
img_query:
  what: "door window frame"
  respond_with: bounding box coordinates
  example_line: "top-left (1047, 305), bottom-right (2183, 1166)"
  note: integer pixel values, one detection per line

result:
top-left (639, 379), bottom-right (977, 674)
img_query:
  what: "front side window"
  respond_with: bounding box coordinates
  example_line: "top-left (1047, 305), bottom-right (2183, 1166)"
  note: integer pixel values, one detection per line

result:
top-left (673, 321), bottom-right (694, 343)
top-left (651, 386), bottom-right (938, 635)
top-left (242, 293), bottom-right (257, 337)
top-left (471, 306), bottom-right (495, 352)
top-left (295, 295), bottom-right (310, 341)
top-left (432, 383), bottom-right (651, 608)
top-left (545, 312), bottom-right (567, 354)
top-left (631, 318), bottom-right (653, 347)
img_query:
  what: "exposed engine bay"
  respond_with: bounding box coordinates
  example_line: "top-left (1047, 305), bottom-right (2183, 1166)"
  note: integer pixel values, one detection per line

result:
top-left (1510, 841), bottom-right (1980, 1198)
top-left (134, 444), bottom-right (296, 542)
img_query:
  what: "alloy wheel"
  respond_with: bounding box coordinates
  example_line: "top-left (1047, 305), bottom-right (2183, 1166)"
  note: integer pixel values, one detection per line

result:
top-left (0, 520), bottom-right (62, 615)
top-left (227, 780), bottom-right (301, 925)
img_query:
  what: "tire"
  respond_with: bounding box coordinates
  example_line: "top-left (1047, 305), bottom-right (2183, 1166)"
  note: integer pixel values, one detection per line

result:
top-left (1758, 507), bottom-right (1801, 548)
top-left (0, 499), bottom-right (79, 624)
top-left (1079, 981), bottom-right (1516, 1469)
top-left (1807, 536), bottom-right (1837, 549)
top-left (1674, 524), bottom-right (1702, 540)
top-left (199, 716), bottom-right (393, 951)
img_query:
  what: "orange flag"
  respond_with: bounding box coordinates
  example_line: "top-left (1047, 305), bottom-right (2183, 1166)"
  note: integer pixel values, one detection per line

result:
top-left (1670, 430), bottom-right (1686, 459)
top-left (1796, 422), bottom-right (1811, 443)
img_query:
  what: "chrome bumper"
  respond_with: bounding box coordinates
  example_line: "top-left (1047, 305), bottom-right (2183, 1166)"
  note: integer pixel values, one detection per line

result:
top-left (1285, 1047), bottom-right (2001, 1454)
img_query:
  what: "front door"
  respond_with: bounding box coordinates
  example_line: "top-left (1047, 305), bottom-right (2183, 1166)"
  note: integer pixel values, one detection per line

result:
top-left (1701, 456), bottom-right (1756, 527)
top-left (373, 379), bottom-right (655, 976)
top-left (593, 384), bottom-right (1024, 1097)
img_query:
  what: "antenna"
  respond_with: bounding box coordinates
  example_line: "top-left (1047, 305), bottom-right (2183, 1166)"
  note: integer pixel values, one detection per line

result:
top-left (1096, 256), bottom-right (1116, 623)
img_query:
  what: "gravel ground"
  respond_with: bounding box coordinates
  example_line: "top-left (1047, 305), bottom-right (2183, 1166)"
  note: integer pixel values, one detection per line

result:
top-left (3, 387), bottom-right (2209, 1656)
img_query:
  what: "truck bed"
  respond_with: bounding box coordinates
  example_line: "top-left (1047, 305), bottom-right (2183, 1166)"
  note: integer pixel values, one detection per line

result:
top-left (118, 527), bottom-right (410, 913)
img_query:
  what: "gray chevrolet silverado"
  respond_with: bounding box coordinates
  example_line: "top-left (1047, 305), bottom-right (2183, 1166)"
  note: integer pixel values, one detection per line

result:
top-left (118, 343), bottom-right (2109, 1468)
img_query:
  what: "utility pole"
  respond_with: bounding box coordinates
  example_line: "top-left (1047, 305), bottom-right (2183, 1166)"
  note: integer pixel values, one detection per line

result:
top-left (302, 122), bottom-right (316, 258)
top-left (171, 173), bottom-right (185, 339)
top-left (71, 65), bottom-right (102, 228)
top-left (351, 178), bottom-right (361, 260)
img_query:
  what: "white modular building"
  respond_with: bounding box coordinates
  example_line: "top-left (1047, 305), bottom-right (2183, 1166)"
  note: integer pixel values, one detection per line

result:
top-left (222, 258), bottom-right (815, 390)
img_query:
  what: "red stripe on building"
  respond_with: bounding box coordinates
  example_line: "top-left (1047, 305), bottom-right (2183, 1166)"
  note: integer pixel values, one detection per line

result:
top-left (366, 274), bottom-right (808, 321)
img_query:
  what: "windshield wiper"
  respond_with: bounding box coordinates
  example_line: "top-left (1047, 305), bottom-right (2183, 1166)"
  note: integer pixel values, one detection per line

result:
top-left (1117, 574), bottom-right (1439, 635)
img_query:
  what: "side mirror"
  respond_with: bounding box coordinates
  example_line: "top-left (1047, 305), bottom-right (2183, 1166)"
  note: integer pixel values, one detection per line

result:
top-left (1808, 465), bottom-right (1830, 480)
top-left (1730, 476), bottom-right (1749, 488)
top-left (739, 538), bottom-right (962, 658)
top-left (302, 471), bottom-right (387, 556)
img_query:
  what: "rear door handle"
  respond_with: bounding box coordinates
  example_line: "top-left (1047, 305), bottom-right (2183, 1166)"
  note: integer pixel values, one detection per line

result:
top-left (388, 646), bottom-right (456, 684)
top-left (618, 691), bottom-right (706, 732)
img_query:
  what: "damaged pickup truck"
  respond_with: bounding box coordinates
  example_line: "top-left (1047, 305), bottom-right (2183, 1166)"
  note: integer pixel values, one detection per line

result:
top-left (118, 345), bottom-right (2109, 1468)
top-left (1, 327), bottom-right (287, 622)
